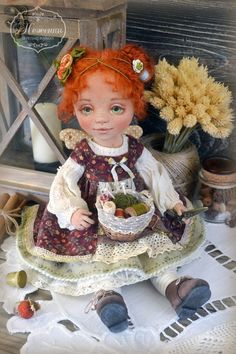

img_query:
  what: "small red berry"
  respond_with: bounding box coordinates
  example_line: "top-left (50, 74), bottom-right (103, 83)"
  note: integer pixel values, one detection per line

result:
top-left (115, 208), bottom-right (125, 218)
top-left (17, 299), bottom-right (40, 319)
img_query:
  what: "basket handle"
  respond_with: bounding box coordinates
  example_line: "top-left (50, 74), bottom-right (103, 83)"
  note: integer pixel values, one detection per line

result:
top-left (139, 190), bottom-right (153, 203)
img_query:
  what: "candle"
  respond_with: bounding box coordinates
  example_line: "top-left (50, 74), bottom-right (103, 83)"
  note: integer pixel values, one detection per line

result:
top-left (30, 103), bottom-right (62, 163)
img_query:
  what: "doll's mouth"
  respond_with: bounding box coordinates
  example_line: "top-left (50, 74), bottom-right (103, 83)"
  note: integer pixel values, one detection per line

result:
top-left (94, 128), bottom-right (112, 133)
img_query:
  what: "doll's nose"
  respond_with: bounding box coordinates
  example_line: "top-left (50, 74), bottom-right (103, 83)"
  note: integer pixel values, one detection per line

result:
top-left (95, 112), bottom-right (109, 124)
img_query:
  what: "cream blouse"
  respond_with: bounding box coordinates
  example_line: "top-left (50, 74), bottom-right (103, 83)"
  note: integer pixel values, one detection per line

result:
top-left (48, 135), bottom-right (181, 230)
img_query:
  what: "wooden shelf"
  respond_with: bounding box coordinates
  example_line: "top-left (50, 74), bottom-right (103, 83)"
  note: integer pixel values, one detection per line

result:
top-left (0, 164), bottom-right (54, 200)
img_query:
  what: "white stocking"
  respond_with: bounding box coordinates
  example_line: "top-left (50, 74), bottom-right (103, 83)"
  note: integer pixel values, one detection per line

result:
top-left (150, 270), bottom-right (178, 296)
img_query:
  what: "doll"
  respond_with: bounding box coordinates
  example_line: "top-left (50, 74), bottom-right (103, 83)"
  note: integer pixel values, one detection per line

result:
top-left (21, 44), bottom-right (211, 333)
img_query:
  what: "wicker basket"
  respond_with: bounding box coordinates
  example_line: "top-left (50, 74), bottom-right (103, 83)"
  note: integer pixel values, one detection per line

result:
top-left (96, 190), bottom-right (155, 242)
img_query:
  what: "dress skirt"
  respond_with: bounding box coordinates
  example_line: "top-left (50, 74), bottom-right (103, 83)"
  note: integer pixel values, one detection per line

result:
top-left (17, 203), bottom-right (206, 296)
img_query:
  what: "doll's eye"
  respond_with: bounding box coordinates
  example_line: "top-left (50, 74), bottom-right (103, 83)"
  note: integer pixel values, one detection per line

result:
top-left (111, 105), bottom-right (124, 114)
top-left (81, 106), bottom-right (93, 115)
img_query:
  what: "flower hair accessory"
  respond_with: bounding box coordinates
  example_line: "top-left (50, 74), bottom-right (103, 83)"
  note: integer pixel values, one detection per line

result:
top-left (54, 48), bottom-right (86, 84)
top-left (132, 59), bottom-right (144, 73)
top-left (132, 58), bottom-right (149, 81)
top-left (54, 48), bottom-right (148, 84)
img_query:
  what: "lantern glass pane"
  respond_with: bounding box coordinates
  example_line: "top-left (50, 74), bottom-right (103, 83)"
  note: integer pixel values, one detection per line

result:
top-left (0, 34), bottom-right (71, 174)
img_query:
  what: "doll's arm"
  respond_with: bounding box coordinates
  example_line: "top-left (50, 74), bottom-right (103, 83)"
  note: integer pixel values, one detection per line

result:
top-left (136, 147), bottom-right (183, 214)
top-left (47, 157), bottom-right (88, 230)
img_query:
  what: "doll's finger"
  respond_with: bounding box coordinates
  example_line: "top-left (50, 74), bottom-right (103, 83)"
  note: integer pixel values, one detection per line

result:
top-left (177, 205), bottom-right (187, 216)
top-left (81, 210), bottom-right (93, 216)
top-left (173, 202), bottom-right (185, 216)
top-left (80, 220), bottom-right (94, 228)
top-left (175, 207), bottom-right (183, 216)
top-left (82, 215), bottom-right (95, 225)
top-left (73, 217), bottom-right (94, 230)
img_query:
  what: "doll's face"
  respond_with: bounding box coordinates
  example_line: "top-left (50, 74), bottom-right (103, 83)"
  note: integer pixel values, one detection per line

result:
top-left (74, 71), bottom-right (134, 148)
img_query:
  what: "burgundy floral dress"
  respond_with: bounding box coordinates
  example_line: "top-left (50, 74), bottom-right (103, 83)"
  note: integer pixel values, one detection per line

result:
top-left (35, 136), bottom-right (148, 257)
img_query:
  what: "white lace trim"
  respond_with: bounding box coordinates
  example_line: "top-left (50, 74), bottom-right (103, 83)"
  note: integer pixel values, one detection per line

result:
top-left (88, 135), bottom-right (128, 156)
top-left (166, 320), bottom-right (236, 353)
top-left (21, 243), bottom-right (206, 296)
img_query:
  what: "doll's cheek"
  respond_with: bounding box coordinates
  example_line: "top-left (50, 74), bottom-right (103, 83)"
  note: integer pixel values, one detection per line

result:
top-left (79, 120), bottom-right (92, 133)
top-left (115, 117), bottom-right (133, 131)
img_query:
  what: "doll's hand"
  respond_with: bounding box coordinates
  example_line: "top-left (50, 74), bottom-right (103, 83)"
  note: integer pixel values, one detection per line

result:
top-left (71, 209), bottom-right (95, 230)
top-left (173, 202), bottom-right (186, 216)
top-left (173, 202), bottom-right (189, 224)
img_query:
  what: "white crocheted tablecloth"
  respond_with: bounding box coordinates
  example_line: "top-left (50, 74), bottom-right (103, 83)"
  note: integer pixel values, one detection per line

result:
top-left (0, 222), bottom-right (236, 354)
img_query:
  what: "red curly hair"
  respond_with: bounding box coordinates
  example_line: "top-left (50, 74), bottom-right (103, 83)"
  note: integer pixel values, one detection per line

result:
top-left (57, 44), bottom-right (154, 122)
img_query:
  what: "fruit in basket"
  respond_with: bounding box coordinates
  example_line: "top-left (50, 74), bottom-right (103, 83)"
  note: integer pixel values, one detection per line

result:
top-left (98, 193), bottom-right (112, 205)
top-left (102, 201), bottom-right (116, 214)
top-left (115, 208), bottom-right (125, 218)
top-left (114, 193), bottom-right (139, 209)
top-left (125, 202), bottom-right (149, 217)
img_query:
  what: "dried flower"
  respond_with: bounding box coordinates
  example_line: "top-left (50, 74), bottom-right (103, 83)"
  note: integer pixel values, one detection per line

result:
top-left (201, 122), bottom-right (219, 137)
top-left (168, 118), bottom-right (183, 135)
top-left (183, 114), bottom-right (197, 128)
top-left (206, 105), bottom-right (219, 118)
top-left (200, 96), bottom-right (211, 106)
top-left (145, 57), bottom-right (234, 153)
top-left (198, 113), bottom-right (211, 125)
top-left (149, 96), bottom-right (165, 109)
top-left (175, 106), bottom-right (187, 118)
top-left (160, 106), bottom-right (175, 122)
top-left (167, 96), bottom-right (177, 109)
top-left (214, 125), bottom-right (234, 139)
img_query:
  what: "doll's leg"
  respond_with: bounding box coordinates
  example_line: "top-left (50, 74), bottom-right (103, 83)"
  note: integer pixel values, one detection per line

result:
top-left (86, 288), bottom-right (129, 333)
top-left (151, 270), bottom-right (211, 319)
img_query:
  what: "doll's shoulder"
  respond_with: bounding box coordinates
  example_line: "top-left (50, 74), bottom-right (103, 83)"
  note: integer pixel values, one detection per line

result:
top-left (69, 138), bottom-right (91, 164)
top-left (127, 134), bottom-right (144, 161)
top-left (59, 129), bottom-right (88, 150)
top-left (125, 125), bottom-right (143, 140)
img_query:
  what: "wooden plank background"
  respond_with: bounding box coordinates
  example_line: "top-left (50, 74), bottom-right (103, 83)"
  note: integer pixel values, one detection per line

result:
top-left (127, 0), bottom-right (236, 159)
top-left (1, 1), bottom-right (236, 352)
top-left (0, 0), bottom-right (125, 11)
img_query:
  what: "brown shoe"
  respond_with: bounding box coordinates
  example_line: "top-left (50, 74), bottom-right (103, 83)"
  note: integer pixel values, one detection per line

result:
top-left (165, 277), bottom-right (211, 319)
top-left (85, 290), bottom-right (129, 333)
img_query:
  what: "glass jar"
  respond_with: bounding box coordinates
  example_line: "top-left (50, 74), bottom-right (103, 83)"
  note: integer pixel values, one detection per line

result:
top-left (196, 157), bottom-right (236, 225)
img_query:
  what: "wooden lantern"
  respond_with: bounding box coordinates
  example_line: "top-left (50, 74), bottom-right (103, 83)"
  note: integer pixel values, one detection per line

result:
top-left (0, 0), bottom-right (127, 200)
